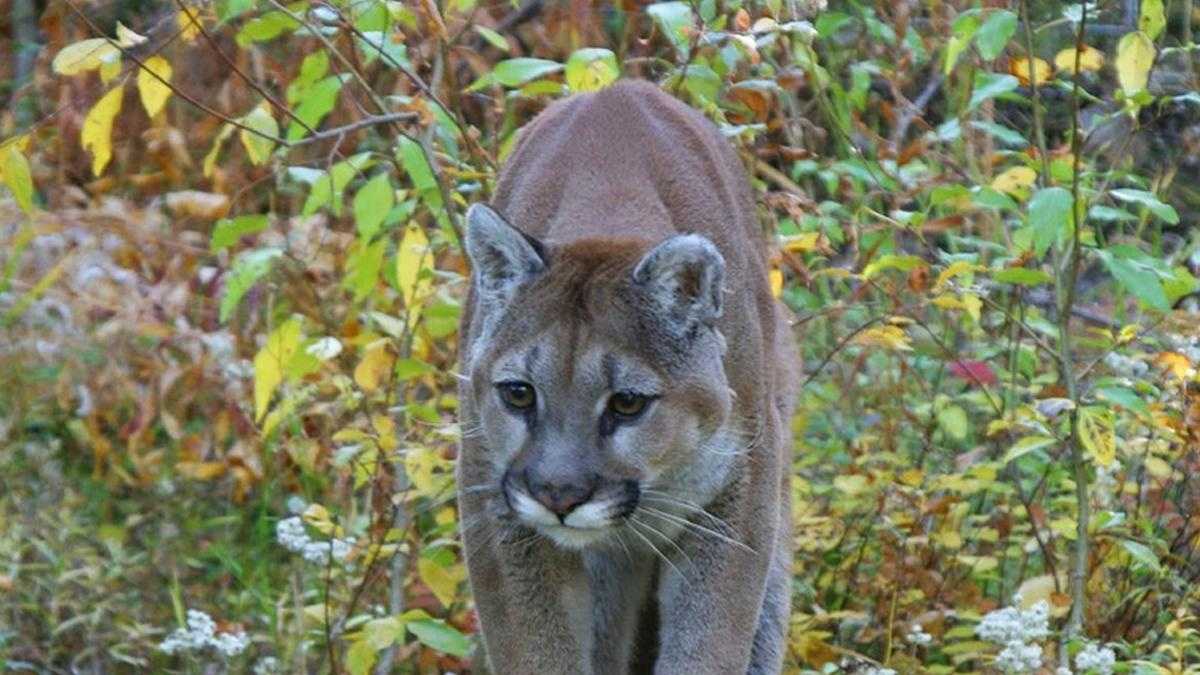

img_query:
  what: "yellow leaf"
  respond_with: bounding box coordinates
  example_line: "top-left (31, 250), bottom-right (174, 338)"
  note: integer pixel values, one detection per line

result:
top-left (1154, 351), bottom-right (1193, 379)
top-left (405, 446), bottom-right (448, 495)
top-left (852, 325), bottom-right (912, 351)
top-left (418, 557), bottom-right (465, 608)
top-left (176, 461), bottom-right (227, 480)
top-left (1, 143), bottom-right (35, 214)
top-left (935, 261), bottom-right (980, 290)
top-left (1144, 455), bottom-right (1172, 479)
top-left (1053, 45), bottom-right (1105, 73)
top-left (372, 415), bottom-right (398, 452)
top-left (1078, 406), bottom-right (1116, 467)
top-left (1016, 574), bottom-right (1059, 608)
top-left (832, 474), bottom-right (870, 495)
top-left (961, 293), bottom-right (982, 323)
top-left (52, 38), bottom-right (120, 75)
top-left (991, 166), bottom-right (1038, 197)
top-left (303, 504), bottom-right (335, 535)
top-left (137, 56), bottom-right (173, 118)
top-left (81, 87), bottom-right (124, 177)
top-left (177, 4), bottom-right (203, 41)
top-left (115, 22), bottom-right (148, 47)
top-left (239, 103), bottom-right (278, 166)
top-left (254, 317), bottom-right (303, 422)
top-left (781, 232), bottom-right (822, 253)
top-left (99, 57), bottom-right (122, 84)
top-left (769, 267), bottom-right (783, 298)
top-left (395, 223), bottom-right (432, 320)
top-left (354, 339), bottom-right (395, 392)
top-left (203, 123), bottom-right (235, 178)
top-left (1009, 56), bottom-right (1053, 86)
top-left (1116, 31), bottom-right (1156, 96)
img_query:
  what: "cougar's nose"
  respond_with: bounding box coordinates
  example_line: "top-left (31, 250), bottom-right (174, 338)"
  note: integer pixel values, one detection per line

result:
top-left (523, 468), bottom-right (596, 518)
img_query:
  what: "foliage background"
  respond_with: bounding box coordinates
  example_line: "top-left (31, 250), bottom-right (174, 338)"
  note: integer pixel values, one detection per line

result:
top-left (1, 0), bottom-right (1199, 672)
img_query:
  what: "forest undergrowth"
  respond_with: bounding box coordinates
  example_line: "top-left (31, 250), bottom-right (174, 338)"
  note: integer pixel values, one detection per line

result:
top-left (2, 0), bottom-right (1200, 672)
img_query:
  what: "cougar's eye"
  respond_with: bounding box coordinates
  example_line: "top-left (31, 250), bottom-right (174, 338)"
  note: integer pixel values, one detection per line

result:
top-left (497, 381), bottom-right (536, 410)
top-left (608, 392), bottom-right (650, 418)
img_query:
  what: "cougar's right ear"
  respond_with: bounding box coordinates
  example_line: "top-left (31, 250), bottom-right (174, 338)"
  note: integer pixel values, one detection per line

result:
top-left (464, 203), bottom-right (547, 301)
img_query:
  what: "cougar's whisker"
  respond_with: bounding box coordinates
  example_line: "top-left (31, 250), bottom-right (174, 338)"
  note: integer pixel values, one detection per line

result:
top-left (639, 505), bottom-right (756, 555)
top-left (626, 517), bottom-right (685, 581)
top-left (633, 511), bottom-right (695, 570)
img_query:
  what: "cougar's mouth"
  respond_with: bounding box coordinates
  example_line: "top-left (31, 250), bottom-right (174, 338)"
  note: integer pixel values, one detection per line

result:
top-left (501, 471), bottom-right (640, 550)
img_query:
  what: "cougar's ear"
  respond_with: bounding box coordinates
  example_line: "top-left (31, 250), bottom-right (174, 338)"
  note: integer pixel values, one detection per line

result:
top-left (464, 203), bottom-right (547, 301)
top-left (632, 234), bottom-right (725, 328)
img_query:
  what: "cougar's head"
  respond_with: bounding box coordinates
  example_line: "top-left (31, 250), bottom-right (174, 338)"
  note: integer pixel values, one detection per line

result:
top-left (460, 204), bottom-right (737, 550)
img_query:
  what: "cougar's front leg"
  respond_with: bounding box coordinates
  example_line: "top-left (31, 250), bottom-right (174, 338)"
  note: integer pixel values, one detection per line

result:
top-left (650, 485), bottom-right (783, 674)
top-left (461, 501), bottom-right (593, 674)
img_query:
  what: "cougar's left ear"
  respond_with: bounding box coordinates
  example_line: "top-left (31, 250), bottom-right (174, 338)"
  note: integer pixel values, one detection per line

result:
top-left (632, 234), bottom-right (725, 328)
top-left (464, 203), bottom-right (547, 302)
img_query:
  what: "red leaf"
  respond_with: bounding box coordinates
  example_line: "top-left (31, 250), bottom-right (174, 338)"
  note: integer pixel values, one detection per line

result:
top-left (949, 360), bottom-right (997, 386)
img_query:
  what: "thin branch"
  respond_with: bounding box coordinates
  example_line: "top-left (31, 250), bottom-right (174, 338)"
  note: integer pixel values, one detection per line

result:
top-left (171, 0), bottom-right (317, 135)
top-left (1061, 0), bottom-right (1091, 648)
top-left (61, 0), bottom-right (287, 145)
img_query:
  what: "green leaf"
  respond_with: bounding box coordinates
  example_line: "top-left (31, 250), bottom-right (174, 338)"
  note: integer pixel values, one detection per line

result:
top-left (969, 120), bottom-right (1027, 148)
top-left (394, 358), bottom-right (436, 381)
top-left (492, 58), bottom-right (563, 87)
top-left (301, 153), bottom-right (374, 216)
top-left (346, 639), bottom-right (378, 675)
top-left (565, 48), bottom-right (619, 93)
top-left (235, 10), bottom-right (300, 46)
top-left (1097, 247), bottom-right (1170, 310)
top-left (357, 31), bottom-right (412, 69)
top-left (211, 214), bottom-right (269, 251)
top-left (1122, 539), bottom-right (1160, 573)
top-left (1139, 0), bottom-right (1166, 40)
top-left (993, 267), bottom-right (1052, 286)
top-left (647, 1), bottom-right (694, 56)
top-left (473, 25), bottom-right (510, 51)
top-left (862, 254), bottom-right (925, 278)
top-left (937, 405), bottom-right (969, 441)
top-left (1088, 205), bottom-right (1137, 222)
top-left (221, 248), bottom-right (283, 323)
top-left (943, 11), bottom-right (980, 75)
top-left (239, 104), bottom-right (278, 165)
top-left (1003, 435), bottom-right (1056, 464)
top-left (1027, 187), bottom-right (1073, 257)
top-left (1096, 386), bottom-right (1149, 415)
top-left (287, 75), bottom-right (345, 141)
top-left (353, 173), bottom-right (395, 240)
top-left (1109, 188), bottom-right (1178, 224)
top-left (287, 52), bottom-right (330, 103)
top-left (406, 618), bottom-right (471, 657)
top-left (1, 144), bottom-right (35, 214)
top-left (343, 238), bottom-right (387, 303)
top-left (975, 10), bottom-right (1017, 60)
top-left (967, 72), bottom-right (1019, 111)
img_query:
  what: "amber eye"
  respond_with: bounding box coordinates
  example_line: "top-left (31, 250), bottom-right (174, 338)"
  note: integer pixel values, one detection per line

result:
top-left (608, 392), bottom-right (650, 418)
top-left (497, 382), bottom-right (536, 410)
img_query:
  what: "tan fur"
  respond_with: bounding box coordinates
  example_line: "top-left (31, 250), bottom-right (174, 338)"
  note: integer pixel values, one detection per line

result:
top-left (457, 79), bottom-right (796, 674)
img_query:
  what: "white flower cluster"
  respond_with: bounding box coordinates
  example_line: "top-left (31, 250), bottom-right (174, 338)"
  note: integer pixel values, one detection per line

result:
top-left (995, 641), bottom-right (1043, 673)
top-left (905, 623), bottom-right (933, 646)
top-left (1057, 668), bottom-right (1074, 675)
top-left (1075, 642), bottom-right (1116, 674)
top-left (253, 656), bottom-right (280, 674)
top-left (159, 609), bottom-right (249, 657)
top-left (976, 597), bottom-right (1051, 673)
top-left (275, 516), bottom-right (355, 565)
top-left (860, 668), bottom-right (896, 675)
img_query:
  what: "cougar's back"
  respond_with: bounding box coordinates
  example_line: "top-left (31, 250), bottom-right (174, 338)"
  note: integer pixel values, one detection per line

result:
top-left (486, 79), bottom-right (782, 404)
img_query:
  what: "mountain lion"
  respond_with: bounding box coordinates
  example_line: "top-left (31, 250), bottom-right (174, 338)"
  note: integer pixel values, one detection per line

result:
top-left (457, 79), bottom-right (796, 674)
